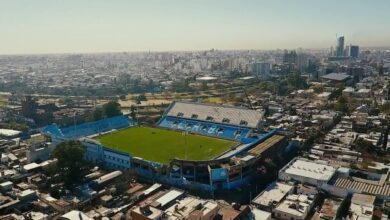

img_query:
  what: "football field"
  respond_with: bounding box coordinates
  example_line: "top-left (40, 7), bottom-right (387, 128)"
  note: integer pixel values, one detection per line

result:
top-left (95, 126), bottom-right (235, 164)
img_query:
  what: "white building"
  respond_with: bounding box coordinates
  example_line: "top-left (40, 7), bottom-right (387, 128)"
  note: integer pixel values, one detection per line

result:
top-left (252, 182), bottom-right (294, 211)
top-left (342, 87), bottom-right (355, 97)
top-left (278, 157), bottom-right (336, 187)
top-left (151, 189), bottom-right (184, 209)
top-left (26, 142), bottom-right (55, 163)
top-left (60, 210), bottom-right (93, 220)
top-left (250, 62), bottom-right (271, 76)
top-left (355, 88), bottom-right (371, 98)
top-left (251, 208), bottom-right (272, 220)
top-left (165, 197), bottom-right (218, 220)
top-left (273, 194), bottom-right (315, 220)
top-left (0, 181), bottom-right (13, 191)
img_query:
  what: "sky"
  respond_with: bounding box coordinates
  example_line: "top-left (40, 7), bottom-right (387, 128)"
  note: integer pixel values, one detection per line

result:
top-left (1, 0), bottom-right (390, 54)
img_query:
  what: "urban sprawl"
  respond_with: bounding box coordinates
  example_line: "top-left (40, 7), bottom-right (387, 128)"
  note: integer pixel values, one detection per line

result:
top-left (0, 36), bottom-right (389, 220)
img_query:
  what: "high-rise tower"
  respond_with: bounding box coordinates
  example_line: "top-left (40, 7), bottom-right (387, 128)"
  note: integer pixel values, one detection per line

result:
top-left (335, 36), bottom-right (345, 57)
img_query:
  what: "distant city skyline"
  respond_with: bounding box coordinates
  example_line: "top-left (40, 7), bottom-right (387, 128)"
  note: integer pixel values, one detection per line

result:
top-left (1, 0), bottom-right (390, 54)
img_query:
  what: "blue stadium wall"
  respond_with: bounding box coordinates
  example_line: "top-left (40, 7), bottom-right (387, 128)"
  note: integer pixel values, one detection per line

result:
top-left (42, 115), bottom-right (134, 142)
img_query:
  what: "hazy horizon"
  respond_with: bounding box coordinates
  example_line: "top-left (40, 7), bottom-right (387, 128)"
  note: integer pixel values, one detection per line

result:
top-left (1, 0), bottom-right (390, 55)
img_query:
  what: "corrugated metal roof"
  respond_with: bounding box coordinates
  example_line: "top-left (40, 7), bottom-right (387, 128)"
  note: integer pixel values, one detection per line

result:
top-left (321, 73), bottom-right (351, 81)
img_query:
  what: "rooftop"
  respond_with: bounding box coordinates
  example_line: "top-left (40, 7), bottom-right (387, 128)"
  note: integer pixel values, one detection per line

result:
top-left (23, 163), bottom-right (41, 172)
top-left (319, 198), bottom-right (343, 219)
top-left (166, 101), bottom-right (264, 128)
top-left (282, 158), bottom-right (336, 182)
top-left (165, 196), bottom-right (218, 219)
top-left (154, 189), bottom-right (184, 208)
top-left (60, 210), bottom-right (93, 220)
top-left (351, 193), bottom-right (376, 207)
top-left (251, 208), bottom-right (272, 219)
top-left (132, 205), bottom-right (163, 220)
top-left (196, 76), bottom-right (217, 81)
top-left (275, 195), bottom-right (314, 219)
top-left (321, 73), bottom-right (351, 82)
top-left (274, 194), bottom-right (313, 218)
top-left (333, 177), bottom-right (390, 197)
top-left (249, 135), bottom-right (285, 156)
top-left (0, 129), bottom-right (21, 137)
top-left (18, 189), bottom-right (36, 197)
top-left (252, 182), bottom-right (293, 207)
top-left (350, 194), bottom-right (375, 220)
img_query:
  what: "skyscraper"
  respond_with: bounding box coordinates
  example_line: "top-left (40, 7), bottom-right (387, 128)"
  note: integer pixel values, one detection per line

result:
top-left (349, 45), bottom-right (359, 58)
top-left (283, 50), bottom-right (298, 64)
top-left (335, 36), bottom-right (345, 57)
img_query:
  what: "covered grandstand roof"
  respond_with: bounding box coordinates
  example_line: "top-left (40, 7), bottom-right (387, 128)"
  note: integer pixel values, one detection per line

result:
top-left (165, 102), bottom-right (264, 128)
top-left (249, 135), bottom-right (285, 156)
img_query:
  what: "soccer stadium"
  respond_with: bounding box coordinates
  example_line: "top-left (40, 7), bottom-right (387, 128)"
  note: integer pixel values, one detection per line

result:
top-left (43, 101), bottom-right (288, 191)
top-left (95, 126), bottom-right (235, 164)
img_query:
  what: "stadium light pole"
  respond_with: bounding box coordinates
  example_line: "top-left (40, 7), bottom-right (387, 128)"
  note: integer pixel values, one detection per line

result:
top-left (183, 131), bottom-right (188, 160)
top-left (73, 111), bottom-right (76, 134)
top-left (135, 108), bottom-right (139, 126)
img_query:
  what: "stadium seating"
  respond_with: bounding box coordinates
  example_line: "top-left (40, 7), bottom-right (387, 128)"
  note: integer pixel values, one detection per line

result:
top-left (158, 116), bottom-right (250, 140)
top-left (165, 101), bottom-right (263, 129)
top-left (42, 115), bottom-right (134, 139)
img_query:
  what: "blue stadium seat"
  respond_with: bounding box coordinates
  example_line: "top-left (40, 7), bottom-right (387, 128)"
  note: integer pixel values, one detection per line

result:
top-left (157, 116), bottom-right (251, 140)
top-left (42, 115), bottom-right (134, 139)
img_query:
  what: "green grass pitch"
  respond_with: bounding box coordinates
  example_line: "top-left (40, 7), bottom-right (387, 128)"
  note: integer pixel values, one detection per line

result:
top-left (95, 126), bottom-right (235, 164)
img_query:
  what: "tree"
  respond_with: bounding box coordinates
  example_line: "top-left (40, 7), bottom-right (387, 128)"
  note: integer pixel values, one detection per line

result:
top-left (51, 141), bottom-right (86, 186)
top-left (313, 85), bottom-right (325, 94)
top-left (130, 105), bottom-right (137, 121)
top-left (288, 107), bottom-right (297, 116)
top-left (287, 72), bottom-right (308, 90)
top-left (171, 79), bottom-right (192, 92)
top-left (119, 94), bottom-right (126, 100)
top-left (355, 138), bottom-right (375, 152)
top-left (85, 107), bottom-right (104, 122)
top-left (103, 100), bottom-right (122, 117)
top-left (329, 83), bottom-right (345, 100)
top-left (369, 107), bottom-right (380, 116)
top-left (263, 105), bottom-right (270, 117)
top-left (331, 96), bottom-right (349, 113)
top-left (50, 187), bottom-right (63, 199)
top-left (92, 107), bottom-right (103, 120)
top-left (201, 81), bottom-right (208, 91)
top-left (62, 97), bottom-right (74, 106)
top-left (137, 94), bottom-right (147, 102)
top-left (379, 102), bottom-right (390, 114)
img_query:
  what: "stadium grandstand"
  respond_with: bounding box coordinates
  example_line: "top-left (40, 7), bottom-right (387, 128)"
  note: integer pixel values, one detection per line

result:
top-left (42, 115), bottom-right (134, 141)
top-left (158, 101), bottom-right (265, 140)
